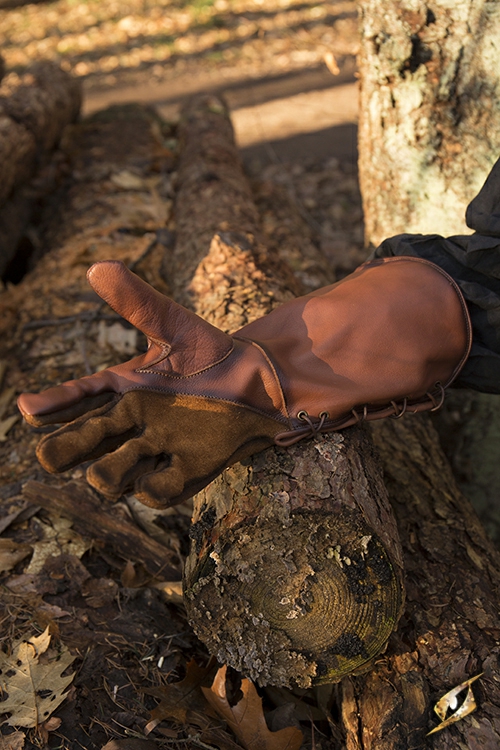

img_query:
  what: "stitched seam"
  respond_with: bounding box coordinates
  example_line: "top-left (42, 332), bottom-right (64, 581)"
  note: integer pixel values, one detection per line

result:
top-left (117, 385), bottom-right (289, 425)
top-left (136, 340), bottom-right (234, 378)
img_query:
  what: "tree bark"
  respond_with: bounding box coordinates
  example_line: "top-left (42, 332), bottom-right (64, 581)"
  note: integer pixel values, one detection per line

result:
top-left (358, 0), bottom-right (500, 247)
top-left (176, 95), bottom-right (500, 741)
top-left (0, 61), bottom-right (81, 276)
top-left (341, 416), bottom-right (500, 748)
top-left (1, 105), bottom-right (177, 575)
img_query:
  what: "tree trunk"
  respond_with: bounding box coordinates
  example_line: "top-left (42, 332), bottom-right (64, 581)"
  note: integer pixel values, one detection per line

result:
top-left (357, 4), bottom-right (500, 539)
top-left (358, 0), bottom-right (500, 247)
top-left (0, 61), bottom-right (82, 276)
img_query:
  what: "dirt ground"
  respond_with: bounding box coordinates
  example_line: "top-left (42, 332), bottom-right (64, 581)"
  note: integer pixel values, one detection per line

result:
top-left (1, 2), bottom-right (496, 749)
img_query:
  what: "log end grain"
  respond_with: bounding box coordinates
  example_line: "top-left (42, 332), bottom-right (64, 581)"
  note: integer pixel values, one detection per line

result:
top-left (184, 430), bottom-right (405, 688)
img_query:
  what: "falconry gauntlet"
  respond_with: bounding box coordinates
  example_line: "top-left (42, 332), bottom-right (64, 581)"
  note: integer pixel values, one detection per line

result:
top-left (18, 257), bottom-right (472, 508)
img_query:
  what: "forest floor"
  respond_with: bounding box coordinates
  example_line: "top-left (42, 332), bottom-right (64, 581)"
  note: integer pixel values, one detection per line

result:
top-left (0, 2), bottom-right (497, 749)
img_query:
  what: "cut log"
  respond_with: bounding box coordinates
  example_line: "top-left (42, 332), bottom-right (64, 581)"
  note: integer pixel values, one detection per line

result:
top-left (0, 105), bottom-right (177, 573)
top-left (0, 61), bottom-right (81, 277)
top-left (161, 95), bottom-right (405, 688)
top-left (0, 61), bottom-right (81, 206)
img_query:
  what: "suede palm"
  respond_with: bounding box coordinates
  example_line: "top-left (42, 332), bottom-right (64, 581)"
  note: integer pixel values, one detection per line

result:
top-left (36, 392), bottom-right (279, 507)
top-left (18, 257), bottom-right (472, 509)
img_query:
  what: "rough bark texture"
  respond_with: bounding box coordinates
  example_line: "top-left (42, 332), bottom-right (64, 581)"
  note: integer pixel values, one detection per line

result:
top-left (358, 0), bottom-right (500, 247)
top-left (175, 95), bottom-right (500, 739)
top-left (0, 61), bottom-right (81, 275)
top-left (0, 105), bottom-right (177, 576)
top-left (185, 429), bottom-right (404, 688)
top-left (171, 96), bottom-right (405, 689)
top-left (163, 94), bottom-right (300, 312)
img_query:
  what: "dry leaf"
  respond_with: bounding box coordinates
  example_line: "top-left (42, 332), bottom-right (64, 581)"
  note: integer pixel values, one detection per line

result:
top-left (202, 666), bottom-right (303, 750)
top-left (0, 627), bottom-right (75, 728)
top-left (0, 503), bottom-right (32, 536)
top-left (427, 673), bottom-right (483, 735)
top-left (110, 170), bottom-right (150, 191)
top-left (97, 321), bottom-right (137, 354)
top-left (36, 715), bottom-right (62, 746)
top-left (81, 577), bottom-right (119, 608)
top-left (150, 580), bottom-right (183, 604)
top-left (148, 659), bottom-right (217, 725)
top-left (25, 516), bottom-right (89, 574)
top-left (0, 730), bottom-right (25, 750)
top-left (0, 540), bottom-right (32, 574)
top-left (125, 495), bottom-right (184, 553)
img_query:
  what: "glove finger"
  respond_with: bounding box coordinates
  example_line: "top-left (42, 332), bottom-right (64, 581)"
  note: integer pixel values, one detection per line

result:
top-left (86, 437), bottom-right (168, 501)
top-left (19, 392), bottom-right (115, 427)
top-left (133, 457), bottom-right (186, 509)
top-left (36, 399), bottom-right (135, 474)
top-left (18, 368), bottom-right (121, 426)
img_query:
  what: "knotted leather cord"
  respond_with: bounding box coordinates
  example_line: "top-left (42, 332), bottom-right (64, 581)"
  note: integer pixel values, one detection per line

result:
top-left (274, 382), bottom-right (447, 447)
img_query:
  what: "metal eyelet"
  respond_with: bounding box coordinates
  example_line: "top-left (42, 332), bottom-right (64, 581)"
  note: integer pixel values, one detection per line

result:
top-left (297, 410), bottom-right (309, 421)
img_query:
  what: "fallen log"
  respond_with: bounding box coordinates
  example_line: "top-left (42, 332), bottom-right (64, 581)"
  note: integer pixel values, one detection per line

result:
top-left (1, 105), bottom-right (177, 573)
top-left (0, 61), bottom-right (81, 276)
top-left (172, 96), bottom-right (500, 742)
top-left (6, 93), bottom-right (500, 744)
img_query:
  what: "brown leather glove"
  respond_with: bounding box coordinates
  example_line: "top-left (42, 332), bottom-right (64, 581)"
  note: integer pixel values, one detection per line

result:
top-left (18, 257), bottom-right (471, 508)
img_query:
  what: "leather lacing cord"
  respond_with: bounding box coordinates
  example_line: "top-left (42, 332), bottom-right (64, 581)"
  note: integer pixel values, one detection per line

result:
top-left (274, 382), bottom-right (446, 447)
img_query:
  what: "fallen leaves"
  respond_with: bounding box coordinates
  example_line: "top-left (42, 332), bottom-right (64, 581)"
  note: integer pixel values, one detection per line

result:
top-left (24, 515), bottom-right (90, 575)
top-left (0, 731), bottom-right (25, 750)
top-left (203, 666), bottom-right (303, 750)
top-left (147, 659), bottom-right (218, 726)
top-left (148, 661), bottom-right (303, 749)
top-left (0, 627), bottom-right (75, 728)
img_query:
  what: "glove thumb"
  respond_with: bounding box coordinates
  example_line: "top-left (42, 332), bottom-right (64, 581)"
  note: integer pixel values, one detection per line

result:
top-left (88, 261), bottom-right (233, 374)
